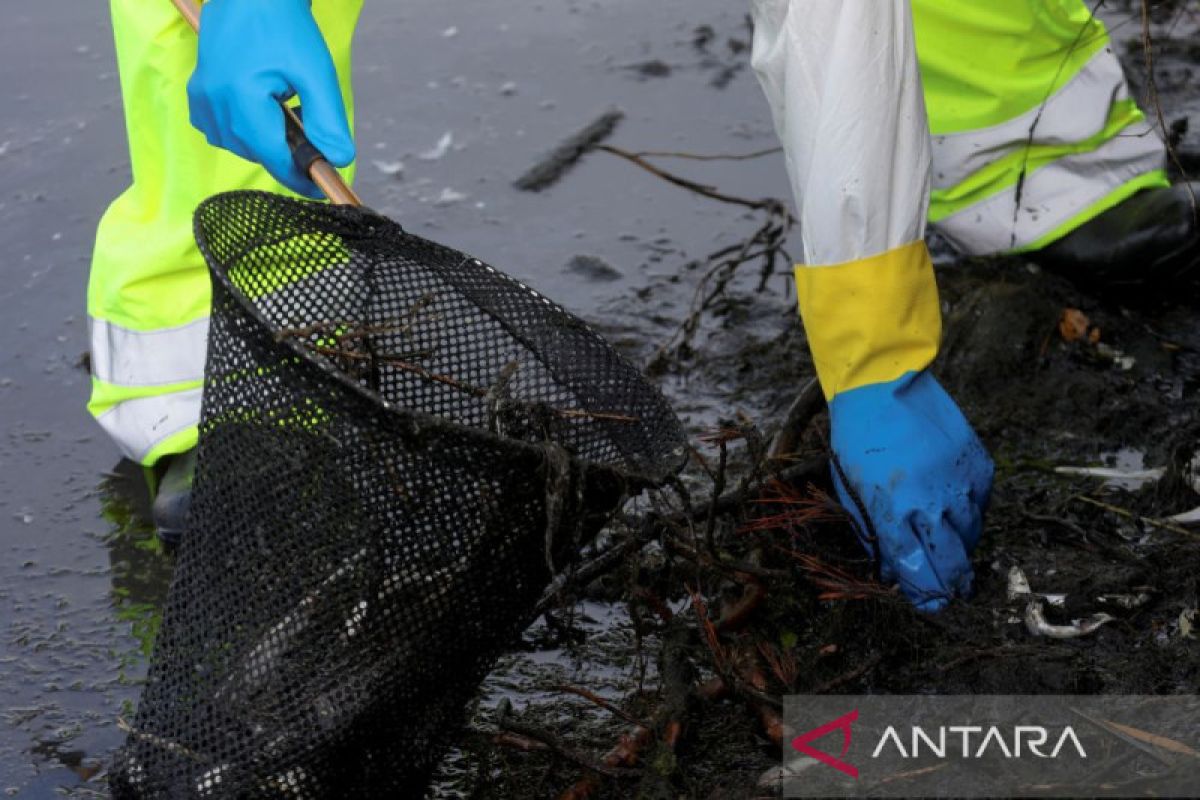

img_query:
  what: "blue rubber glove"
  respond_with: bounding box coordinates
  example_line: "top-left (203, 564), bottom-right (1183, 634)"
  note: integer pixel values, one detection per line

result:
top-left (829, 370), bottom-right (994, 612)
top-left (187, 0), bottom-right (355, 198)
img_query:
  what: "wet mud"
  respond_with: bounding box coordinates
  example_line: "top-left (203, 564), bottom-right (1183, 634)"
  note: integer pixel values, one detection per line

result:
top-left (2, 0), bottom-right (1199, 797)
top-left (428, 253), bottom-right (1200, 800)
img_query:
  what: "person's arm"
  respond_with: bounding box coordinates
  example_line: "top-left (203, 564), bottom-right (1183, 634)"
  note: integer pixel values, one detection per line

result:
top-left (750, 0), bottom-right (994, 611)
top-left (187, 0), bottom-right (355, 197)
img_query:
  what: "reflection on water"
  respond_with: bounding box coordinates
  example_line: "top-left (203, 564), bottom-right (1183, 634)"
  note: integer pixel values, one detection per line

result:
top-left (100, 461), bottom-right (174, 713)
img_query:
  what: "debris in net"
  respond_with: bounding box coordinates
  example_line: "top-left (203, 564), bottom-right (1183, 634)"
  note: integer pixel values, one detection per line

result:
top-left (513, 109), bottom-right (624, 192)
top-left (498, 81), bottom-right (518, 96)
top-left (565, 254), bottom-right (623, 283)
top-left (109, 191), bottom-right (686, 795)
top-left (116, 717), bottom-right (210, 771)
top-left (372, 159), bottom-right (405, 178)
top-left (284, 320), bottom-right (640, 425)
top-left (419, 132), bottom-right (454, 161)
top-left (1181, 608), bottom-right (1196, 639)
top-left (1024, 601), bottom-right (1114, 639)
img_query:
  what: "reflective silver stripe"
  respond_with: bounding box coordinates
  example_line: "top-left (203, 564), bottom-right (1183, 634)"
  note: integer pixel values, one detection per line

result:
top-left (95, 388), bottom-right (203, 463)
top-left (932, 119), bottom-right (1164, 254)
top-left (930, 48), bottom-right (1131, 192)
top-left (90, 316), bottom-right (209, 387)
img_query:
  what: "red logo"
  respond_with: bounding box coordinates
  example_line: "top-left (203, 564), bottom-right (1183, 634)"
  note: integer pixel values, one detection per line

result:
top-left (791, 709), bottom-right (859, 778)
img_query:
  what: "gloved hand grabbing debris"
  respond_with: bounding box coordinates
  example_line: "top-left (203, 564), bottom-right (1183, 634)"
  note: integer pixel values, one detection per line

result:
top-left (830, 370), bottom-right (993, 612)
top-left (750, 0), bottom-right (994, 610)
top-left (187, 0), bottom-right (355, 197)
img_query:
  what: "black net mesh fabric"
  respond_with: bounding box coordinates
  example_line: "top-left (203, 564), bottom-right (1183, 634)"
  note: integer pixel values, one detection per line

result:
top-left (110, 191), bottom-right (685, 798)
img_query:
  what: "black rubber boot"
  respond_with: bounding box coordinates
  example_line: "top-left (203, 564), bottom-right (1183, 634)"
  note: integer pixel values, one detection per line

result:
top-left (151, 448), bottom-right (197, 547)
top-left (1031, 182), bottom-right (1200, 302)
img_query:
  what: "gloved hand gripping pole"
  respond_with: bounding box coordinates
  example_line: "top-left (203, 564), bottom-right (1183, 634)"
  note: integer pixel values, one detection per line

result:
top-left (169, 0), bottom-right (363, 207)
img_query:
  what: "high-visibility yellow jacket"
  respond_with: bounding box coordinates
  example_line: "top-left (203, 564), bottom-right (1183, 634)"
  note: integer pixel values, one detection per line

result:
top-left (90, 0), bottom-right (1165, 463)
top-left (750, 0), bottom-right (1165, 402)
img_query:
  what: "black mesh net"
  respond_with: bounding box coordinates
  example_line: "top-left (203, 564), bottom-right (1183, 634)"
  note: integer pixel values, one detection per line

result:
top-left (110, 191), bottom-right (685, 798)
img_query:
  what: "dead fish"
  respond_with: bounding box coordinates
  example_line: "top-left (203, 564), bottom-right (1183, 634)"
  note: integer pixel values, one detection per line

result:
top-left (1007, 565), bottom-right (1067, 607)
top-left (1024, 600), bottom-right (1114, 639)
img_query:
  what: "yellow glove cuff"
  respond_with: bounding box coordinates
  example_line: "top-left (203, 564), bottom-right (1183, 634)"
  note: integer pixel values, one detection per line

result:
top-left (795, 240), bottom-right (942, 401)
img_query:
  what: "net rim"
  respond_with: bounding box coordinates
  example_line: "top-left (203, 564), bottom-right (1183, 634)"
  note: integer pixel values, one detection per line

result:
top-left (193, 190), bottom-right (687, 486)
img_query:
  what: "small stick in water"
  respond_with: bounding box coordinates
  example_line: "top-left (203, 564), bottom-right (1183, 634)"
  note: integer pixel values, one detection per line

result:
top-left (514, 109), bottom-right (625, 192)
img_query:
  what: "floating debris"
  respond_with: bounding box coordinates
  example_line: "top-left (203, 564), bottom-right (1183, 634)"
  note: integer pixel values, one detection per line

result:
top-left (432, 188), bottom-right (469, 207)
top-left (1181, 608), bottom-right (1197, 640)
top-left (372, 160), bottom-right (405, 178)
top-left (565, 254), bottom-right (623, 283)
top-left (418, 132), bottom-right (454, 161)
top-left (623, 59), bottom-right (672, 79)
top-left (513, 109), bottom-right (624, 192)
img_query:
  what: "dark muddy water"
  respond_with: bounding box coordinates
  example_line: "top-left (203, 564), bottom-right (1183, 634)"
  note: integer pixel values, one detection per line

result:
top-left (0, 0), bottom-right (794, 794)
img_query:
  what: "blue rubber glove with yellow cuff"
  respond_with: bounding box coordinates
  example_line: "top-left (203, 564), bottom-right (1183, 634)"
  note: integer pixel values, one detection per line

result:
top-left (750, 0), bottom-right (994, 611)
top-left (797, 242), bottom-right (994, 611)
top-left (187, 0), bottom-right (355, 198)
